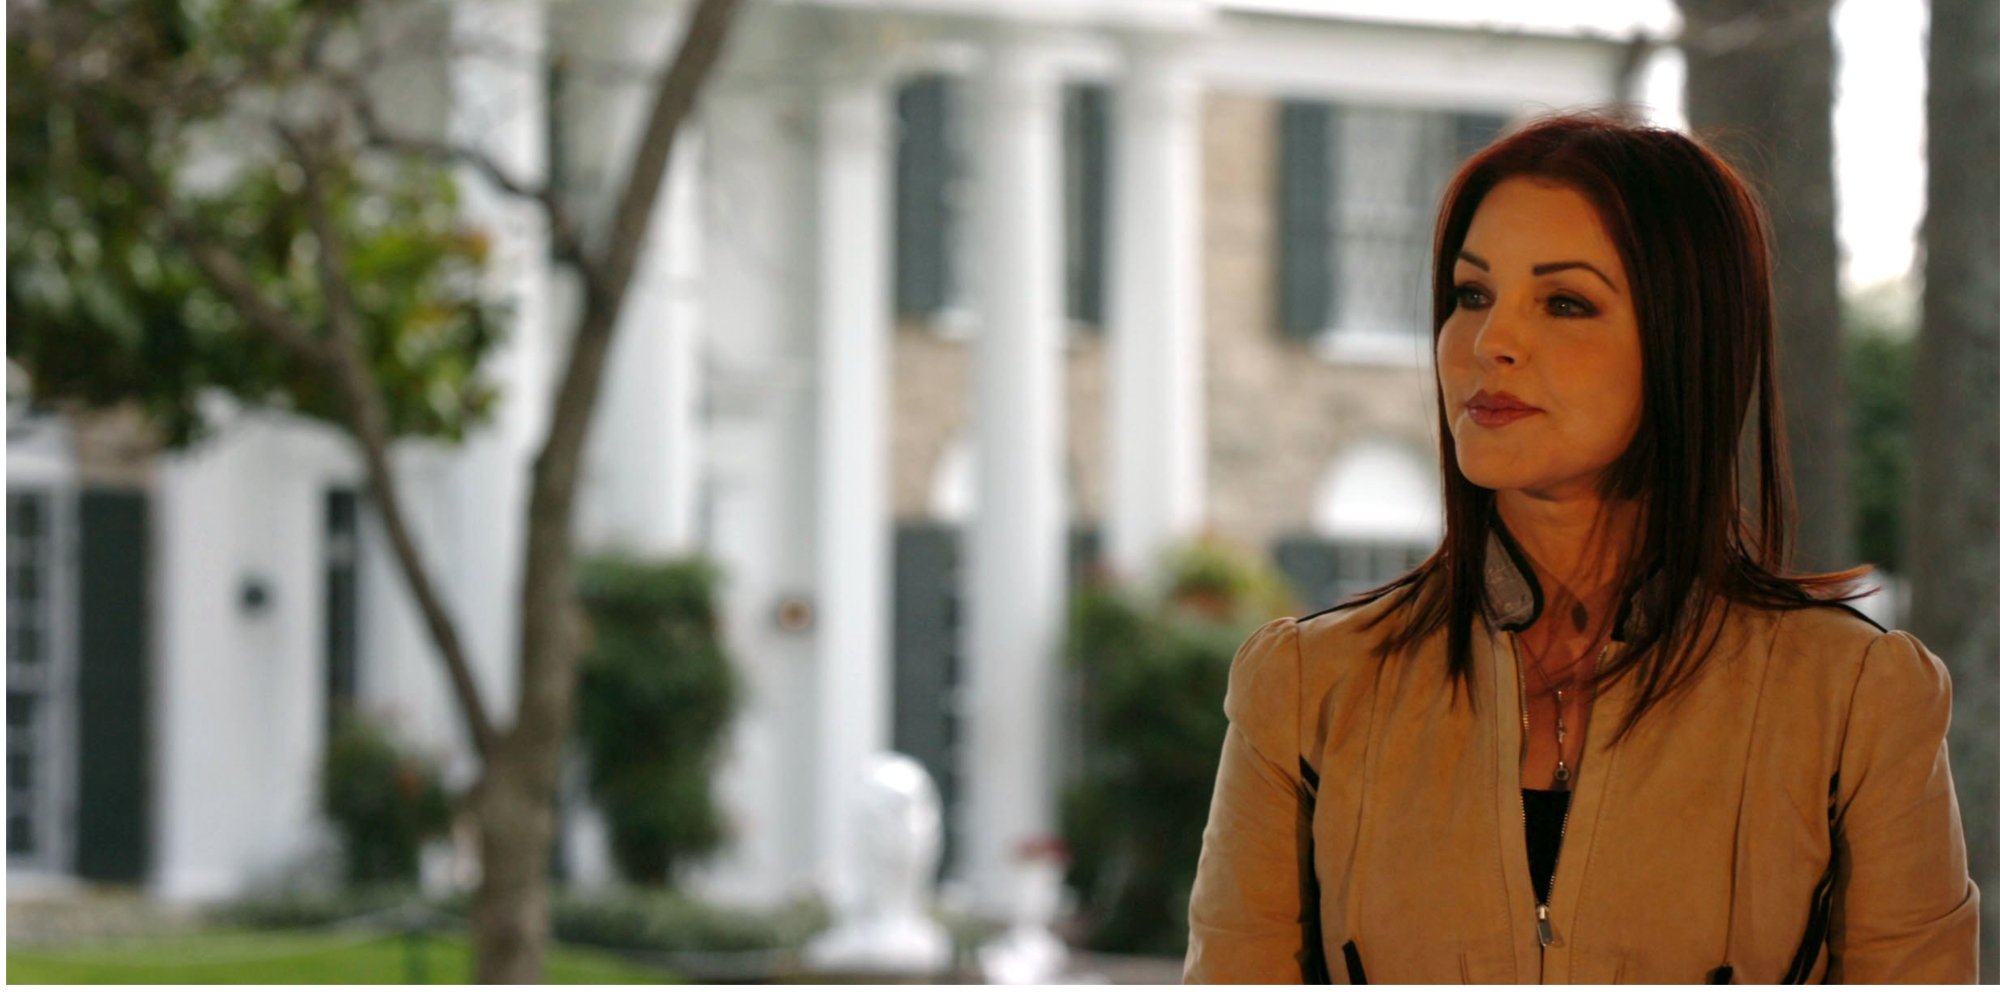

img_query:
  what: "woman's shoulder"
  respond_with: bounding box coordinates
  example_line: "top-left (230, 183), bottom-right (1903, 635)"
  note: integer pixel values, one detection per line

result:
top-left (1743, 599), bottom-right (1894, 667)
top-left (1220, 598), bottom-right (1409, 778)
top-left (1295, 584), bottom-right (1421, 648)
top-left (1728, 600), bottom-right (1952, 711)
top-left (1223, 590), bottom-right (1413, 719)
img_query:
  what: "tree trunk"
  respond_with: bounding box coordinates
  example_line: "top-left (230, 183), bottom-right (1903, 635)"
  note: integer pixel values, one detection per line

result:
top-left (1910, 0), bottom-right (2000, 981)
top-left (470, 733), bottom-right (563, 983)
top-left (1677, 0), bottom-right (1853, 572)
top-left (470, 458), bottom-right (590, 984)
top-left (464, 0), bottom-right (743, 981)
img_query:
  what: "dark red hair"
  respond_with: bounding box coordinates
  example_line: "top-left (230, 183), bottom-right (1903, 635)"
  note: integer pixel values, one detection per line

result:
top-left (1339, 112), bottom-right (1869, 741)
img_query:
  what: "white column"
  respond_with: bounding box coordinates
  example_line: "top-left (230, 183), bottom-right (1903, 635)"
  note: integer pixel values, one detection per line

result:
top-left (812, 63), bottom-right (896, 911)
top-left (688, 8), bottom-right (827, 900)
top-left (963, 31), bottom-right (1069, 912)
top-left (656, 131), bottom-right (705, 555)
top-left (442, 0), bottom-right (553, 727)
top-left (565, 0), bottom-right (704, 558)
top-left (1105, 37), bottom-right (1205, 585)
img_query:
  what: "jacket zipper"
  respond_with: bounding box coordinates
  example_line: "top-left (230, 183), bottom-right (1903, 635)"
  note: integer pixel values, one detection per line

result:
top-left (1537, 814), bottom-right (1571, 947)
top-left (1512, 634), bottom-right (1612, 960)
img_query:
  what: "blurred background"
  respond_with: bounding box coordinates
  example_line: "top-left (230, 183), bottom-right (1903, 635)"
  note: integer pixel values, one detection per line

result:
top-left (7, 0), bottom-right (1995, 984)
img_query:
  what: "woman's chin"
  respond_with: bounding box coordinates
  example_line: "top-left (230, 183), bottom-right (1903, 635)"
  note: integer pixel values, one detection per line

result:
top-left (1453, 454), bottom-right (1535, 493)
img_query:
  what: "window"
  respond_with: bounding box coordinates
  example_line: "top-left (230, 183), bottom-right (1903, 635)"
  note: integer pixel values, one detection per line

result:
top-left (1272, 439), bottom-right (1442, 610)
top-left (1311, 437), bottom-right (1441, 542)
top-left (894, 74), bottom-right (1110, 330)
top-left (1277, 101), bottom-right (1507, 361)
top-left (7, 491), bottom-right (54, 865)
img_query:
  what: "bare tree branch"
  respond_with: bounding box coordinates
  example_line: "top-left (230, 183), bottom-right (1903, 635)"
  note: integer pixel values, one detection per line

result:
top-left (327, 65), bottom-right (596, 277)
top-left (281, 123), bottom-right (501, 760)
top-left (1612, 31), bottom-right (1658, 119)
top-left (285, 5), bottom-right (591, 271)
top-left (589, 0), bottom-right (739, 312)
top-left (1673, 1), bottom-right (1833, 58)
top-left (507, 0), bottom-right (741, 766)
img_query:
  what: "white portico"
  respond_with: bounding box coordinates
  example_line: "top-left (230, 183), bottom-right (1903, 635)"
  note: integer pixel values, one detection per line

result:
top-left (672, 0), bottom-right (1640, 915)
top-left (671, 1), bottom-right (1217, 913)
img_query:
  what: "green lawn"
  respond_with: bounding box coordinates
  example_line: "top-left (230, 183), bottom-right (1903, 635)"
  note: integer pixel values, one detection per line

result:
top-left (7, 928), bottom-right (685, 985)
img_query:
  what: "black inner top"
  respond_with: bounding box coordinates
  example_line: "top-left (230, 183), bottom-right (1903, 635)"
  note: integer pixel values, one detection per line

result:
top-left (1522, 787), bottom-right (1572, 906)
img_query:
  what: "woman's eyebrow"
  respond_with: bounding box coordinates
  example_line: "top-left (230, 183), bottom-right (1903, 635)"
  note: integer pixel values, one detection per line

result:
top-left (1455, 251), bottom-right (1622, 295)
top-left (1532, 261), bottom-right (1621, 293)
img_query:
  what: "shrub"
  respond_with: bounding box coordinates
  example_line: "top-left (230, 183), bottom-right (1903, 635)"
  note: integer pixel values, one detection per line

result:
top-left (215, 884), bottom-right (825, 956)
top-left (1845, 306), bottom-right (1912, 573)
top-left (213, 884), bottom-right (443, 930)
top-left (1061, 536), bottom-right (1298, 955)
top-left (547, 888), bottom-right (829, 954)
top-left (574, 555), bottom-right (739, 885)
top-left (320, 713), bottom-right (451, 887)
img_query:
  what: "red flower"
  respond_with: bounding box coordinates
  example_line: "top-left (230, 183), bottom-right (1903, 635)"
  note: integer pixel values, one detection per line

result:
top-left (1015, 835), bottom-right (1070, 864)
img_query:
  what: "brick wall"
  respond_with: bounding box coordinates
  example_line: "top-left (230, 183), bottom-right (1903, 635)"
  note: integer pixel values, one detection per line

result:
top-left (887, 91), bottom-right (1440, 557)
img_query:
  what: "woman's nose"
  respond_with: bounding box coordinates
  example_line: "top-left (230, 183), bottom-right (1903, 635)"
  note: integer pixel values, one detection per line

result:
top-left (1472, 312), bottom-right (1524, 367)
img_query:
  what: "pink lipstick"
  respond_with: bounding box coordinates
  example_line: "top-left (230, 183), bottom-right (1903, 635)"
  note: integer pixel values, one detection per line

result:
top-left (1466, 389), bottom-right (1542, 429)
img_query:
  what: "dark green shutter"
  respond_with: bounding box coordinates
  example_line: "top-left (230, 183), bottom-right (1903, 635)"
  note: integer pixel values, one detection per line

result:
top-left (325, 488), bottom-right (360, 739)
top-left (75, 489), bottom-right (151, 883)
top-left (892, 521), bottom-right (962, 874)
top-left (1272, 534), bottom-right (1343, 612)
top-left (1064, 83), bottom-right (1110, 328)
top-left (1273, 533), bottom-right (1428, 612)
top-left (1278, 99), bottom-right (1336, 338)
top-left (895, 74), bottom-right (953, 319)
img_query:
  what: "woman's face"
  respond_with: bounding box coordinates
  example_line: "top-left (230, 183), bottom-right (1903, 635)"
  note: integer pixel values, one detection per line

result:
top-left (1436, 177), bottom-right (1644, 501)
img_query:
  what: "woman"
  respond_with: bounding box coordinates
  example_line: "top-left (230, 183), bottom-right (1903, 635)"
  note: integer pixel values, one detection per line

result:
top-left (1183, 114), bottom-right (1978, 984)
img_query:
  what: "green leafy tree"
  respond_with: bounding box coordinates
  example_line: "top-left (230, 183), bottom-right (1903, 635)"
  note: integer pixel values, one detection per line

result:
top-left (8, 110), bottom-right (502, 446)
top-left (8, 0), bottom-right (744, 982)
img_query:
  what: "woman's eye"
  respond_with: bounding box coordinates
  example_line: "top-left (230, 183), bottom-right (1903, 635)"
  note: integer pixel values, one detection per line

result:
top-left (1452, 284), bottom-right (1491, 310)
top-left (1548, 294), bottom-right (1597, 317)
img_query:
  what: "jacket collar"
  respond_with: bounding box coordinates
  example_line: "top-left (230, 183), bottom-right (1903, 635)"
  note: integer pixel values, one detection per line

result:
top-left (1482, 521), bottom-right (1658, 641)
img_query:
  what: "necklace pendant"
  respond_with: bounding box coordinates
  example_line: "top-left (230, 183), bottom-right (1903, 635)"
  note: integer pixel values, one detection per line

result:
top-left (1553, 761), bottom-right (1571, 789)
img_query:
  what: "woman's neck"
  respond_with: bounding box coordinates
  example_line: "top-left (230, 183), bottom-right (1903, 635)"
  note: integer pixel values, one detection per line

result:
top-left (1495, 488), bottom-right (1640, 637)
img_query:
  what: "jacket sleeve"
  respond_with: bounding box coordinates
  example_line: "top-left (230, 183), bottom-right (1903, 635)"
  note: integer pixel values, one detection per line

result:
top-left (1183, 617), bottom-right (1320, 984)
top-left (1826, 629), bottom-right (1981, 984)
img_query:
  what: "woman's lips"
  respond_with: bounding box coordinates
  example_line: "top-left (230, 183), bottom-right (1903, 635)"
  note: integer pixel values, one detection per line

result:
top-left (1472, 404), bottom-right (1544, 428)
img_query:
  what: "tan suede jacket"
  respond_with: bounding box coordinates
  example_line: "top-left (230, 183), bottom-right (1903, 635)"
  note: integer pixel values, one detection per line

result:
top-left (1184, 534), bottom-right (1979, 984)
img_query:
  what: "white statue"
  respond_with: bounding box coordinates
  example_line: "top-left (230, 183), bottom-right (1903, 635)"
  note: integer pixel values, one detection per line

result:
top-left (804, 753), bottom-right (953, 975)
top-left (977, 836), bottom-right (1073, 985)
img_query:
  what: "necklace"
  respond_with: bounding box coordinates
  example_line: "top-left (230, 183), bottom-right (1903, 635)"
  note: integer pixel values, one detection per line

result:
top-left (1521, 623), bottom-right (1608, 792)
